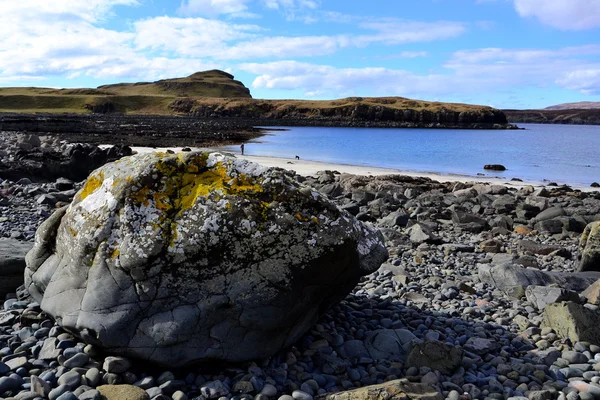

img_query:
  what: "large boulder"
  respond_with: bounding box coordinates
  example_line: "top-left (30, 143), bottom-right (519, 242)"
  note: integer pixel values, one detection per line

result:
top-left (24, 152), bottom-right (388, 366)
top-left (0, 239), bottom-right (33, 299)
top-left (579, 221), bottom-right (600, 272)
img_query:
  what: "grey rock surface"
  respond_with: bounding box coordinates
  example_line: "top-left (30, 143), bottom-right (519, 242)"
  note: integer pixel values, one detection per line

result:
top-left (525, 286), bottom-right (580, 311)
top-left (478, 263), bottom-right (600, 292)
top-left (24, 152), bottom-right (388, 366)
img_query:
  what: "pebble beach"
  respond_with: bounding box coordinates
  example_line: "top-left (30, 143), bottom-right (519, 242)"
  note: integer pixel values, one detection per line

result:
top-left (2, 134), bottom-right (600, 400)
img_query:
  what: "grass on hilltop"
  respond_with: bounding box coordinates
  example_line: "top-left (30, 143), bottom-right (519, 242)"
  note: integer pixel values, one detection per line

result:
top-left (0, 70), bottom-right (496, 115)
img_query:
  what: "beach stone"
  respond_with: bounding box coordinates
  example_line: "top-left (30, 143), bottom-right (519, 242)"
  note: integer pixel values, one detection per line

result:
top-left (97, 384), bottom-right (150, 400)
top-left (405, 340), bottom-right (463, 375)
top-left (518, 240), bottom-right (562, 256)
top-left (63, 352), bottom-right (89, 368)
top-left (0, 238), bottom-right (33, 299)
top-left (322, 379), bottom-right (442, 400)
top-left (535, 207), bottom-right (566, 223)
top-left (579, 222), bottom-right (600, 272)
top-left (24, 152), bottom-right (388, 366)
top-left (0, 376), bottom-right (21, 395)
top-left (479, 239), bottom-right (502, 253)
top-left (525, 286), bottom-right (580, 311)
top-left (535, 219), bottom-right (564, 234)
top-left (583, 280), bottom-right (600, 305)
top-left (58, 370), bottom-right (82, 389)
top-left (378, 210), bottom-right (409, 228)
top-left (31, 375), bottom-right (51, 397)
top-left (465, 337), bottom-right (497, 355)
top-left (39, 337), bottom-right (61, 360)
top-left (103, 356), bottom-right (131, 373)
top-left (542, 301), bottom-right (600, 345)
top-left (407, 223), bottom-right (439, 245)
top-left (363, 329), bottom-right (418, 360)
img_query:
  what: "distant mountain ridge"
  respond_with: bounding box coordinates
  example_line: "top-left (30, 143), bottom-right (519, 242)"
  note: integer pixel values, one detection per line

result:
top-left (545, 101), bottom-right (600, 110)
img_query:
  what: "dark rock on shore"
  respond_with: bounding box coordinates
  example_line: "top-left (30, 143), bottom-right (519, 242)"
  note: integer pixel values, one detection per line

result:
top-left (483, 164), bottom-right (506, 171)
top-left (0, 133), bottom-right (132, 182)
top-left (0, 113), bottom-right (263, 148)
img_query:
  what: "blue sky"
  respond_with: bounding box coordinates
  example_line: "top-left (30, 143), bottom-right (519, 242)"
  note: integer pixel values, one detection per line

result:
top-left (1, 0), bottom-right (600, 109)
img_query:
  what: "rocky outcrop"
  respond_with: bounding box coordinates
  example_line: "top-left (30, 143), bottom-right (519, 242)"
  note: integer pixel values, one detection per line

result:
top-left (0, 133), bottom-right (133, 182)
top-left (182, 100), bottom-right (515, 129)
top-left (0, 114), bottom-right (261, 148)
top-left (24, 152), bottom-right (388, 366)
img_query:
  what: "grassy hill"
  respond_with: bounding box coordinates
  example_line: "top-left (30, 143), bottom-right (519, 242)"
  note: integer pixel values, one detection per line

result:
top-left (0, 70), bottom-right (251, 114)
top-left (0, 70), bottom-right (512, 127)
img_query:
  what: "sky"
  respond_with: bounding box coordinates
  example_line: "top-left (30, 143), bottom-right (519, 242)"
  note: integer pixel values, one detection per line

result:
top-left (1, 0), bottom-right (600, 109)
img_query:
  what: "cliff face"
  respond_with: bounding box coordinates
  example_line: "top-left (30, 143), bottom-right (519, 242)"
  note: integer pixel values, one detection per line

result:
top-left (170, 98), bottom-right (514, 129)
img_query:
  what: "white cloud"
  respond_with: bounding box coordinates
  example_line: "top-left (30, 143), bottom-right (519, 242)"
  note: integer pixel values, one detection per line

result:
top-left (399, 51), bottom-right (429, 58)
top-left (178, 0), bottom-right (254, 17)
top-left (133, 17), bottom-right (465, 59)
top-left (0, 2), bottom-right (218, 83)
top-left (513, 0), bottom-right (600, 30)
top-left (239, 45), bottom-right (600, 99)
top-left (178, 0), bottom-right (318, 18)
top-left (557, 69), bottom-right (600, 95)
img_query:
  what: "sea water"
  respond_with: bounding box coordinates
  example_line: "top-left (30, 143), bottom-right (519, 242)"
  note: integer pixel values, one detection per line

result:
top-left (220, 123), bottom-right (600, 186)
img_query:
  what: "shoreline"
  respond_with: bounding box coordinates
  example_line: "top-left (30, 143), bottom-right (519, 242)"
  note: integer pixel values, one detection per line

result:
top-left (126, 146), bottom-right (599, 193)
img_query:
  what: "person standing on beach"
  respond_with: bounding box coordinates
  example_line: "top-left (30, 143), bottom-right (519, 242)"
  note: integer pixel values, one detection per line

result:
top-left (241, 144), bottom-right (245, 155)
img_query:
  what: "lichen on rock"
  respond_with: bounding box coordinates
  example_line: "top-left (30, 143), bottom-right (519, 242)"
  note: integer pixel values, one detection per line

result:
top-left (25, 151), bottom-right (388, 366)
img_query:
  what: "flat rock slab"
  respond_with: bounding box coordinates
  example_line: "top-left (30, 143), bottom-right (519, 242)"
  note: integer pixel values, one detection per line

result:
top-left (478, 264), bottom-right (600, 292)
top-left (97, 385), bottom-right (149, 400)
top-left (319, 379), bottom-right (443, 400)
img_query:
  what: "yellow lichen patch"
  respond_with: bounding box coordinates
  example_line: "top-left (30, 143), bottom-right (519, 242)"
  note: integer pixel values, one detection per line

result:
top-left (130, 187), bottom-right (152, 206)
top-left (153, 192), bottom-right (171, 212)
top-left (295, 213), bottom-right (319, 224)
top-left (111, 248), bottom-right (120, 258)
top-left (78, 171), bottom-right (104, 201)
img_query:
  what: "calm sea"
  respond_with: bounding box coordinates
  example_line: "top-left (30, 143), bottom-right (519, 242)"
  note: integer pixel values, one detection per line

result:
top-left (220, 124), bottom-right (600, 186)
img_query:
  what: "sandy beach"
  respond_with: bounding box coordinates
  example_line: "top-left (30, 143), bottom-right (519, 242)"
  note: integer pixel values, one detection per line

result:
top-left (124, 146), bottom-right (597, 192)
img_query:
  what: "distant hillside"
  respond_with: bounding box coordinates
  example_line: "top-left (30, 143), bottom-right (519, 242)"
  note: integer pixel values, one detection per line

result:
top-left (0, 70), bottom-right (514, 128)
top-left (0, 70), bottom-right (251, 114)
top-left (545, 101), bottom-right (600, 110)
top-left (504, 108), bottom-right (600, 125)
